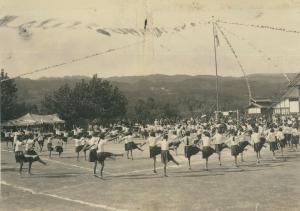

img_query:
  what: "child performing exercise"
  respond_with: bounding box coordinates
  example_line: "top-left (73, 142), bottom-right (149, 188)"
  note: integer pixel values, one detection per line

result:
top-left (94, 133), bottom-right (123, 178)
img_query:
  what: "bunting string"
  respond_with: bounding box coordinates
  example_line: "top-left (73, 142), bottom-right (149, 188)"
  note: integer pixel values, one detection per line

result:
top-left (0, 15), bottom-right (210, 38)
top-left (1, 17), bottom-right (203, 82)
top-left (219, 20), bottom-right (300, 35)
top-left (219, 24), bottom-right (291, 83)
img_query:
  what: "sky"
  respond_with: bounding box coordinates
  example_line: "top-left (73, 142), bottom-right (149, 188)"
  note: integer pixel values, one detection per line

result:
top-left (1, 0), bottom-right (300, 79)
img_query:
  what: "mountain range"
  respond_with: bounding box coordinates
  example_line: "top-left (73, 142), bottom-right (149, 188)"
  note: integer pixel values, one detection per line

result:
top-left (14, 73), bottom-right (296, 116)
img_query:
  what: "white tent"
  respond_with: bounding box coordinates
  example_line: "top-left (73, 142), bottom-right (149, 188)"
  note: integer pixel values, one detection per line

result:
top-left (2, 113), bottom-right (64, 127)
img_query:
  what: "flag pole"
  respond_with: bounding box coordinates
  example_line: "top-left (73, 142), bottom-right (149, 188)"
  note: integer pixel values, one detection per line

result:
top-left (212, 17), bottom-right (219, 120)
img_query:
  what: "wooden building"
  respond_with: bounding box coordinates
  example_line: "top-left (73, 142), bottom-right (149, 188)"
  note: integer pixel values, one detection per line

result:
top-left (273, 73), bottom-right (300, 115)
top-left (247, 98), bottom-right (273, 117)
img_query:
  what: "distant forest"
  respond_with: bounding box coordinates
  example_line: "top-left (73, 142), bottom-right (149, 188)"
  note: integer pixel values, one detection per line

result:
top-left (8, 73), bottom-right (293, 124)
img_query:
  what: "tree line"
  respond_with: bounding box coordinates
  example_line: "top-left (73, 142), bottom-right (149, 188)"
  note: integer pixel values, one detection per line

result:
top-left (1, 71), bottom-right (183, 126)
top-left (1, 70), bottom-right (248, 126)
top-left (41, 74), bottom-right (127, 126)
top-left (1, 69), bottom-right (38, 121)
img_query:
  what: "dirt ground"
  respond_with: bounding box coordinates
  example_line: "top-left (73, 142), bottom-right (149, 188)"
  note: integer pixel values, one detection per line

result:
top-left (1, 139), bottom-right (300, 211)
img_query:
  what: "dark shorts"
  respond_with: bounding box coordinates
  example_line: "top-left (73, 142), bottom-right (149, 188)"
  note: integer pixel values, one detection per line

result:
top-left (25, 149), bottom-right (38, 156)
top-left (125, 142), bottom-right (131, 151)
top-left (16, 150), bottom-right (40, 163)
top-left (75, 145), bottom-right (84, 153)
top-left (238, 141), bottom-right (250, 153)
top-left (125, 142), bottom-right (139, 151)
top-left (97, 152), bottom-right (113, 162)
top-left (149, 146), bottom-right (161, 158)
top-left (83, 144), bottom-right (90, 152)
top-left (24, 154), bottom-right (40, 162)
top-left (161, 150), bottom-right (174, 164)
top-left (231, 145), bottom-right (240, 156)
top-left (215, 143), bottom-right (228, 153)
top-left (279, 139), bottom-right (286, 148)
top-left (62, 137), bottom-right (68, 143)
top-left (254, 142), bottom-right (263, 152)
top-left (202, 146), bottom-right (215, 159)
top-left (260, 137), bottom-right (266, 145)
top-left (184, 145), bottom-right (201, 158)
top-left (47, 143), bottom-right (53, 151)
top-left (15, 151), bottom-right (25, 163)
top-left (55, 146), bottom-right (63, 153)
top-left (285, 134), bottom-right (291, 143)
top-left (89, 149), bottom-right (97, 162)
top-left (292, 135), bottom-right (299, 145)
top-left (269, 142), bottom-right (278, 151)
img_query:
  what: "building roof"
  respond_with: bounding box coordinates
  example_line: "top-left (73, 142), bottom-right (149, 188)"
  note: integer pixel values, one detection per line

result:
top-left (251, 98), bottom-right (272, 103)
top-left (272, 73), bottom-right (300, 104)
top-left (248, 98), bottom-right (273, 109)
top-left (288, 72), bottom-right (300, 87)
top-left (282, 85), bottom-right (299, 99)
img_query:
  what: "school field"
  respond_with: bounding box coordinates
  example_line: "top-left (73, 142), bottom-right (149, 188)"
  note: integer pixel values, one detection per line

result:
top-left (1, 140), bottom-right (300, 211)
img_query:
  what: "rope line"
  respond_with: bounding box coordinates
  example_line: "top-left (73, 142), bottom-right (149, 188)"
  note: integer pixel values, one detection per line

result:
top-left (215, 23), bottom-right (252, 104)
top-left (219, 20), bottom-right (300, 35)
top-left (219, 24), bottom-right (291, 83)
top-left (1, 40), bottom-right (145, 83)
top-left (1, 20), bottom-right (203, 82)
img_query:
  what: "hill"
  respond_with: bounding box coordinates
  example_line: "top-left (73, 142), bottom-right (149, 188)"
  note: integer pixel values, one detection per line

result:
top-left (14, 73), bottom-right (296, 117)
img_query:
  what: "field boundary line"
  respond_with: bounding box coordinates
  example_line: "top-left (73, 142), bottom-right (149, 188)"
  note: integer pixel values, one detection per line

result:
top-left (1, 180), bottom-right (128, 211)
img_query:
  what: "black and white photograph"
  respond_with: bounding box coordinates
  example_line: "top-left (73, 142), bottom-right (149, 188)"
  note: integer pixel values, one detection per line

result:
top-left (1, 0), bottom-right (300, 210)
